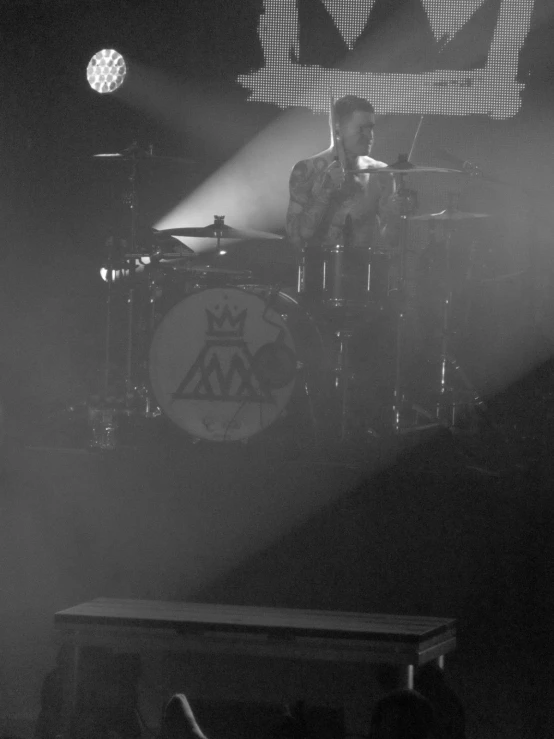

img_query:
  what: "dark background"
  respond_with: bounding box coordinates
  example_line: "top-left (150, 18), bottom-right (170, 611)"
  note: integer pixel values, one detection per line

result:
top-left (1, 2), bottom-right (554, 738)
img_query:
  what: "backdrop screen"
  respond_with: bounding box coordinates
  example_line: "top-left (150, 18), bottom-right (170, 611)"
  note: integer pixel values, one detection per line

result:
top-left (238, 0), bottom-right (536, 118)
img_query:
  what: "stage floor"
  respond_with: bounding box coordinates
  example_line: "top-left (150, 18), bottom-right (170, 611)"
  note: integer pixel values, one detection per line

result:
top-left (0, 410), bottom-right (552, 738)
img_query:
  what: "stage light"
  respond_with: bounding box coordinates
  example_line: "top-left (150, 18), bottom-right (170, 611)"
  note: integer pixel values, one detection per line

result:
top-left (87, 49), bottom-right (127, 94)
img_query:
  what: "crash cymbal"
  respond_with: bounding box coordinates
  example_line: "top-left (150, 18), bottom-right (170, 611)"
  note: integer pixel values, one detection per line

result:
top-left (156, 224), bottom-right (283, 241)
top-left (410, 208), bottom-right (490, 222)
top-left (151, 231), bottom-right (196, 252)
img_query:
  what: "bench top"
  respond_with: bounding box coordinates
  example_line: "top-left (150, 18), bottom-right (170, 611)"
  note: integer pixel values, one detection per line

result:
top-left (55, 598), bottom-right (455, 645)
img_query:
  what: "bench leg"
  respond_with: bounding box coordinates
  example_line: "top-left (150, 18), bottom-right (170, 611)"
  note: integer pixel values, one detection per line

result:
top-left (58, 643), bottom-right (80, 739)
top-left (401, 664), bottom-right (414, 690)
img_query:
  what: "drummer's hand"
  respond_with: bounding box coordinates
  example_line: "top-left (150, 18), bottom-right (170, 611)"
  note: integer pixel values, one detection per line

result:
top-left (380, 193), bottom-right (404, 219)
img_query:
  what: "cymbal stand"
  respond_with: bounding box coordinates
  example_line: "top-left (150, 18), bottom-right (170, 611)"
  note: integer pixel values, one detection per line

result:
top-left (332, 323), bottom-right (354, 444)
top-left (89, 234), bottom-right (123, 451)
top-left (92, 147), bottom-right (142, 448)
top-left (123, 153), bottom-right (139, 408)
top-left (102, 237), bottom-right (115, 399)
top-left (434, 221), bottom-right (485, 427)
top-left (214, 215), bottom-right (225, 253)
top-left (391, 175), bottom-right (419, 433)
top-left (135, 258), bottom-right (163, 419)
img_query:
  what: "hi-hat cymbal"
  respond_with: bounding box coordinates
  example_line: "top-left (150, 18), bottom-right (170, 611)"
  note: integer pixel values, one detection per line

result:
top-left (410, 208), bottom-right (490, 222)
top-left (123, 252), bottom-right (196, 261)
top-left (156, 224), bottom-right (283, 241)
top-left (124, 234), bottom-right (196, 260)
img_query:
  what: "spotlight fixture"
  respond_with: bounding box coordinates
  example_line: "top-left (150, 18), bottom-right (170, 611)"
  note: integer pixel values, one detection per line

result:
top-left (87, 49), bottom-right (127, 93)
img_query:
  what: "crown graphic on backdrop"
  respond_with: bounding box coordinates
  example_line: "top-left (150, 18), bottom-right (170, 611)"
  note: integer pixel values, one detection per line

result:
top-left (206, 305), bottom-right (247, 339)
top-left (237, 0), bottom-right (536, 119)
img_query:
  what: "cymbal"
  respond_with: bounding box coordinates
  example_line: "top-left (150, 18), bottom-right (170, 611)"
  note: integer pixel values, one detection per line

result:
top-left (354, 164), bottom-right (463, 175)
top-left (92, 151), bottom-right (194, 165)
top-left (410, 208), bottom-right (490, 222)
top-left (151, 231), bottom-right (196, 252)
top-left (156, 224), bottom-right (283, 241)
top-left (123, 252), bottom-right (196, 261)
top-left (177, 264), bottom-right (254, 276)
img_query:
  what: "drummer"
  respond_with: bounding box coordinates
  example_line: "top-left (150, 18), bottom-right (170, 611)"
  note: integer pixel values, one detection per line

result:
top-left (286, 95), bottom-right (399, 263)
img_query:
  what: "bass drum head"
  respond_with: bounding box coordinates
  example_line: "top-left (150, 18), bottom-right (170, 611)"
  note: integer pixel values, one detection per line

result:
top-left (149, 287), bottom-right (298, 442)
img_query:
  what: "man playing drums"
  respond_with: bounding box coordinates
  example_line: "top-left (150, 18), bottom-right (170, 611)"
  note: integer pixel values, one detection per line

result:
top-left (286, 95), bottom-right (402, 435)
top-left (286, 95), bottom-right (400, 307)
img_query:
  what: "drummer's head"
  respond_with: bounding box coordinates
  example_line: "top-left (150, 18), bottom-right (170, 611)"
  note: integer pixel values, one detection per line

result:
top-left (333, 95), bottom-right (376, 158)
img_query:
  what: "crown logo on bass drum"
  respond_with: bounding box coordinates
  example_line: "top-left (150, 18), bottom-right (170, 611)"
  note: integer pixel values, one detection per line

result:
top-left (205, 305), bottom-right (247, 338)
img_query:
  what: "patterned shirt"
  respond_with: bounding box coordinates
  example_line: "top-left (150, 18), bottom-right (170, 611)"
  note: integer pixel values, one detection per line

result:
top-left (286, 148), bottom-right (394, 253)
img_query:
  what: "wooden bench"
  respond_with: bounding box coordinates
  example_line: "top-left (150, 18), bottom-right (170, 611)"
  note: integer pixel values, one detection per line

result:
top-left (54, 598), bottom-right (456, 736)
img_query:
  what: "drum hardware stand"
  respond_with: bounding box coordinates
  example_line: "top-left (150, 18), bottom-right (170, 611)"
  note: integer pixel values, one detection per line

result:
top-left (115, 146), bottom-right (164, 418)
top-left (262, 281), bottom-right (323, 446)
top-left (430, 197), bottom-right (487, 430)
top-left (300, 371), bottom-right (321, 445)
top-left (323, 218), bottom-right (359, 443)
top-left (289, 263), bottom-right (328, 445)
top-left (333, 324), bottom-right (354, 443)
top-left (389, 170), bottom-right (429, 435)
top-left (88, 146), bottom-right (145, 448)
top-left (87, 235), bottom-right (124, 451)
top-left (102, 236), bottom-right (116, 400)
top-left (123, 253), bottom-right (167, 421)
top-left (213, 215), bottom-right (225, 253)
top-left (122, 147), bottom-right (142, 409)
top-left (297, 249), bottom-right (306, 295)
top-left (435, 223), bottom-right (466, 426)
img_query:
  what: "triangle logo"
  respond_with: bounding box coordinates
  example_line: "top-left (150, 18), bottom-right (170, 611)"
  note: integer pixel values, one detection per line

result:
top-left (422, 0), bottom-right (488, 41)
top-left (321, 1), bottom-right (376, 49)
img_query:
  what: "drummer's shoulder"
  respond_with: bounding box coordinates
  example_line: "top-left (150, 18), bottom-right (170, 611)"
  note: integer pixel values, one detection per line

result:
top-left (291, 148), bottom-right (334, 178)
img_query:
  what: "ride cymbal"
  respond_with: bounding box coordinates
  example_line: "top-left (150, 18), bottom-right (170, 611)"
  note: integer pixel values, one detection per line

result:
top-left (354, 164), bottom-right (463, 175)
top-left (410, 209), bottom-right (490, 221)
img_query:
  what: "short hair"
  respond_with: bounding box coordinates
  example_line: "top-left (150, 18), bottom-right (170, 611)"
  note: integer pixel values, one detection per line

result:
top-left (333, 95), bottom-right (375, 126)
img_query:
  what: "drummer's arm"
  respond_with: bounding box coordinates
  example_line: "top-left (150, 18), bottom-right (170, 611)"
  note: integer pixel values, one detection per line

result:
top-left (286, 160), bottom-right (336, 253)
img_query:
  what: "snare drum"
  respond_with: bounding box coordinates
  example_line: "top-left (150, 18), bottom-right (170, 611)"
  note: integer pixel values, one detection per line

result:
top-left (149, 285), bottom-right (320, 442)
top-left (299, 245), bottom-right (391, 310)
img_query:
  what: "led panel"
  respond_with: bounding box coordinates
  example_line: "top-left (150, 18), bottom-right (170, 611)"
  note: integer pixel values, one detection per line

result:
top-left (237, 0), bottom-right (536, 118)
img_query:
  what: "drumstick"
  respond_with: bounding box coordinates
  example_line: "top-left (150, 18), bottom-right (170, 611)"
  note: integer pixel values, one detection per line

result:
top-left (329, 88), bottom-right (347, 171)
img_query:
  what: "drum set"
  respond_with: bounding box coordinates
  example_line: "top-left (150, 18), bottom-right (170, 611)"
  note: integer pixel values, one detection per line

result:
top-left (86, 148), bottom-right (491, 452)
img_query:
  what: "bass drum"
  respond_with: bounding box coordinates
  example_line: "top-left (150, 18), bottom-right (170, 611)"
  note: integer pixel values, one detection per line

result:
top-left (149, 285), bottom-right (321, 442)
